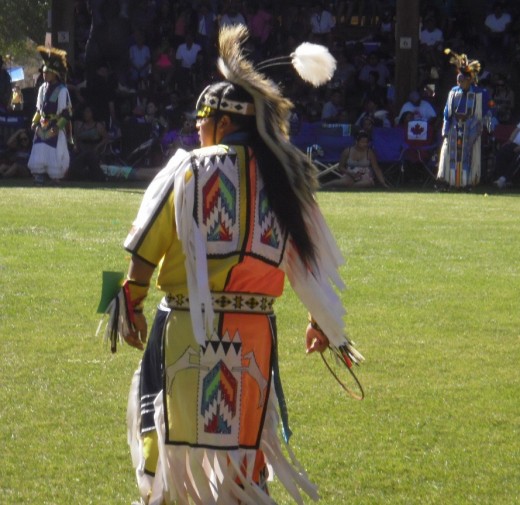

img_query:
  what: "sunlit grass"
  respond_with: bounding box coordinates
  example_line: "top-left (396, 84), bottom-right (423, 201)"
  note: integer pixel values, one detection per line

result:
top-left (1, 182), bottom-right (519, 504)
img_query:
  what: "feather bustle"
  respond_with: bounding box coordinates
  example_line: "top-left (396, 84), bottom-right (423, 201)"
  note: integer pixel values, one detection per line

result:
top-left (217, 25), bottom-right (319, 204)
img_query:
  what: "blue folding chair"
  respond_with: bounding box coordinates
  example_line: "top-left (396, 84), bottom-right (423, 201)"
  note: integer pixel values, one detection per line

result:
top-left (372, 127), bottom-right (406, 187)
top-left (290, 121), bottom-right (319, 153)
top-left (313, 126), bottom-right (354, 180)
top-left (401, 120), bottom-right (440, 187)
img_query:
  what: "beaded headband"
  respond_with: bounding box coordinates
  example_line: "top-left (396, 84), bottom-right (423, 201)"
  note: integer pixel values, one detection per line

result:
top-left (195, 85), bottom-right (256, 118)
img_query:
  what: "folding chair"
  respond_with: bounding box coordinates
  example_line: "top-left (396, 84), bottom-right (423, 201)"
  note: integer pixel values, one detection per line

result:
top-left (290, 121), bottom-right (319, 153)
top-left (492, 123), bottom-right (516, 147)
top-left (372, 126), bottom-right (406, 187)
top-left (401, 120), bottom-right (440, 187)
top-left (313, 126), bottom-right (354, 181)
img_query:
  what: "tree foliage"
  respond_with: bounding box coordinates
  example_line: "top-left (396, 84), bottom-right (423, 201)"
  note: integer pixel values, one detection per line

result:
top-left (0, 0), bottom-right (50, 58)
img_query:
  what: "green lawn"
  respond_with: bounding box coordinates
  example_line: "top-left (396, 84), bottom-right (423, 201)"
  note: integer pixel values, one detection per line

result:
top-left (1, 182), bottom-right (519, 505)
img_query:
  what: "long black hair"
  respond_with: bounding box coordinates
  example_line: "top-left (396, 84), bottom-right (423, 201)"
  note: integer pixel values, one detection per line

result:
top-left (198, 81), bottom-right (316, 264)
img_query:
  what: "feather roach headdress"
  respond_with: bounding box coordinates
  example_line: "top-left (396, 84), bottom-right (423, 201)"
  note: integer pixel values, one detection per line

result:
top-left (444, 48), bottom-right (481, 82)
top-left (37, 45), bottom-right (68, 81)
top-left (196, 25), bottom-right (336, 204)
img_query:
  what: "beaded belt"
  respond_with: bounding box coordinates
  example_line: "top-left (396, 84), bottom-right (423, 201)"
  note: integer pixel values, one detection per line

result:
top-left (164, 292), bottom-right (275, 314)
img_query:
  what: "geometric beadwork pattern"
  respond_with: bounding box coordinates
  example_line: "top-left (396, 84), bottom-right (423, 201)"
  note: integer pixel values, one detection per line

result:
top-left (201, 360), bottom-right (237, 434)
top-left (165, 292), bottom-right (275, 314)
top-left (258, 186), bottom-right (281, 248)
top-left (202, 168), bottom-right (236, 242)
top-left (197, 330), bottom-right (243, 445)
top-left (252, 178), bottom-right (285, 264)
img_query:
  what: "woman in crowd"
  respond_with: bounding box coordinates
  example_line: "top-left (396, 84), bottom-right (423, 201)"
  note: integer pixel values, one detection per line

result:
top-left (0, 128), bottom-right (32, 178)
top-left (321, 130), bottom-right (389, 189)
top-left (69, 104), bottom-right (108, 181)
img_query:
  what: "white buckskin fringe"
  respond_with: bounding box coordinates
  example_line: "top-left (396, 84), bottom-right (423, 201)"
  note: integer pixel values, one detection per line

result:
top-left (284, 202), bottom-right (348, 349)
top-left (128, 369), bottom-right (319, 504)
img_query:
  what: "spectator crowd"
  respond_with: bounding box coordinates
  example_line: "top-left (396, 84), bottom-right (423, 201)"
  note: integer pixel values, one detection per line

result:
top-left (2, 0), bottom-right (520, 186)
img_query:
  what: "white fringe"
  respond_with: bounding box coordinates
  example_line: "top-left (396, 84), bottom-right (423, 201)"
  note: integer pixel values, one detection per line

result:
top-left (284, 202), bottom-right (348, 348)
top-left (128, 372), bottom-right (319, 505)
top-left (173, 153), bottom-right (215, 347)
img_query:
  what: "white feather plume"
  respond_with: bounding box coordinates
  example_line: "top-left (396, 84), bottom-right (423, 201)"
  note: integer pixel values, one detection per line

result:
top-left (291, 43), bottom-right (337, 87)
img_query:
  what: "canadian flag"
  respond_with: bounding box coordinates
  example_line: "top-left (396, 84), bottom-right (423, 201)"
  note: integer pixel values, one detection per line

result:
top-left (407, 120), bottom-right (428, 141)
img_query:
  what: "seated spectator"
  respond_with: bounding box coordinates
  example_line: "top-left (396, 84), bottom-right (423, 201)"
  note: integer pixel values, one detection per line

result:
top-left (321, 90), bottom-right (347, 123)
top-left (373, 7), bottom-right (395, 53)
top-left (419, 15), bottom-right (444, 73)
top-left (491, 74), bottom-right (515, 124)
top-left (175, 32), bottom-right (202, 98)
top-left (321, 130), bottom-right (389, 189)
top-left (0, 128), bottom-right (32, 178)
top-left (85, 60), bottom-right (118, 130)
top-left (11, 85), bottom-right (24, 111)
top-left (395, 90), bottom-right (437, 125)
top-left (309, 1), bottom-right (336, 45)
top-left (247, 0), bottom-right (274, 58)
top-left (172, 4), bottom-right (195, 47)
top-left (152, 36), bottom-right (175, 94)
top-left (68, 104), bottom-right (108, 181)
top-left (151, 1), bottom-right (175, 48)
top-left (361, 70), bottom-right (388, 110)
top-left (493, 120), bottom-right (520, 189)
top-left (196, 2), bottom-right (218, 66)
top-left (143, 101), bottom-right (168, 139)
top-left (219, 1), bottom-right (247, 28)
top-left (164, 91), bottom-right (185, 126)
top-left (161, 111), bottom-right (200, 156)
top-left (143, 101), bottom-right (169, 166)
top-left (302, 90), bottom-right (323, 122)
top-left (280, 3), bottom-right (311, 47)
top-left (327, 49), bottom-right (358, 93)
top-left (128, 30), bottom-right (151, 90)
top-left (355, 98), bottom-right (387, 128)
top-left (356, 114), bottom-right (376, 137)
top-left (358, 52), bottom-right (391, 87)
top-left (129, 103), bottom-right (146, 124)
top-left (484, 2), bottom-right (512, 63)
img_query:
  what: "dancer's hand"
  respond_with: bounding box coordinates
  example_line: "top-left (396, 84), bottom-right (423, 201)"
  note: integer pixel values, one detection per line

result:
top-left (124, 312), bottom-right (148, 350)
top-left (306, 324), bottom-right (329, 354)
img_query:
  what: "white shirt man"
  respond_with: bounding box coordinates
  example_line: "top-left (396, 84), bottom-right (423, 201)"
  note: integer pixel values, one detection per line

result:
top-left (485, 7), bottom-right (512, 33)
top-left (176, 39), bottom-right (202, 69)
top-left (420, 19), bottom-right (444, 47)
top-left (396, 91), bottom-right (437, 125)
top-left (310, 7), bottom-right (336, 36)
top-left (220, 11), bottom-right (247, 28)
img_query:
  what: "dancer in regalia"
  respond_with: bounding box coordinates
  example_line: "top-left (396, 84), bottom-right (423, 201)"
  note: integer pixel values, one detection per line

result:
top-left (28, 46), bottom-right (72, 185)
top-left (437, 48), bottom-right (489, 189)
top-left (104, 26), bottom-right (358, 505)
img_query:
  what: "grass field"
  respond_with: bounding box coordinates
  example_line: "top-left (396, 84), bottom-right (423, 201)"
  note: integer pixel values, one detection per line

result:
top-left (1, 181), bottom-right (519, 505)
